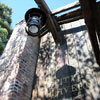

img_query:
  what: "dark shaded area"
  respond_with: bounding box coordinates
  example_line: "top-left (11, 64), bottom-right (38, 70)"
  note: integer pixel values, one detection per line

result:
top-left (56, 64), bottom-right (76, 79)
top-left (56, 64), bottom-right (76, 99)
top-left (61, 25), bottom-right (87, 35)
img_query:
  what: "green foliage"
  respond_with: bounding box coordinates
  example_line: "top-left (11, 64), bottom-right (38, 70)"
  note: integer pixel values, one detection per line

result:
top-left (0, 41), bottom-right (4, 55)
top-left (0, 3), bottom-right (12, 55)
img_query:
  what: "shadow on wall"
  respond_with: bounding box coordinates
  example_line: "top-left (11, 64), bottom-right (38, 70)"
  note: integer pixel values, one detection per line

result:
top-left (32, 23), bottom-right (100, 100)
top-left (56, 64), bottom-right (76, 99)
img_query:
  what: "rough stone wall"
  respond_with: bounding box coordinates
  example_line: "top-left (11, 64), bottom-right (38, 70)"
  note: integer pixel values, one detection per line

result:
top-left (32, 19), bottom-right (100, 100)
top-left (0, 19), bottom-right (100, 100)
top-left (32, 33), bottom-right (57, 100)
top-left (0, 20), bottom-right (40, 100)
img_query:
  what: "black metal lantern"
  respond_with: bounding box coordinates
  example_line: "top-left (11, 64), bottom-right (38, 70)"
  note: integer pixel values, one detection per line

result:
top-left (25, 8), bottom-right (47, 36)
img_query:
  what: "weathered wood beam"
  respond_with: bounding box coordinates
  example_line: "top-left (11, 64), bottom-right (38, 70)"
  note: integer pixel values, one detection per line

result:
top-left (40, 1), bottom-right (100, 36)
top-left (56, 1), bottom-right (100, 25)
top-left (52, 1), bottom-right (80, 15)
top-left (35, 0), bottom-right (60, 43)
top-left (34, 0), bottom-right (51, 14)
top-left (90, 0), bottom-right (100, 45)
top-left (40, 9), bottom-right (83, 34)
top-left (97, 1), bottom-right (100, 7)
top-left (39, 25), bottom-right (49, 37)
top-left (57, 9), bottom-right (82, 21)
top-left (58, 15), bottom-right (83, 25)
top-left (79, 0), bottom-right (100, 65)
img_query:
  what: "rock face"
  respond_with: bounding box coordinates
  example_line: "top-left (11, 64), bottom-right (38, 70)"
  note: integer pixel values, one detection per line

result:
top-left (0, 20), bottom-right (40, 100)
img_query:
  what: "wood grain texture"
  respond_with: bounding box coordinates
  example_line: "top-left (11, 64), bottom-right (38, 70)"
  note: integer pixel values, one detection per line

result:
top-left (52, 1), bottom-right (80, 15)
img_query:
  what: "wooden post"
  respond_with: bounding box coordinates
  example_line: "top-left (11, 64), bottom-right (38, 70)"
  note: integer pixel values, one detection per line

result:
top-left (89, 0), bottom-right (100, 43)
top-left (79, 0), bottom-right (100, 65)
top-left (0, 20), bottom-right (40, 100)
top-left (35, 0), bottom-right (61, 43)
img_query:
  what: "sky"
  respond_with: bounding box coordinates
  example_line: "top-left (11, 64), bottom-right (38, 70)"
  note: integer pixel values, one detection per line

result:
top-left (0, 0), bottom-right (77, 28)
top-left (0, 0), bottom-right (100, 28)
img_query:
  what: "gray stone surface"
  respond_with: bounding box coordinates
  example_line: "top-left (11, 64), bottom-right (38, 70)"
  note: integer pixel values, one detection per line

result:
top-left (0, 20), bottom-right (40, 100)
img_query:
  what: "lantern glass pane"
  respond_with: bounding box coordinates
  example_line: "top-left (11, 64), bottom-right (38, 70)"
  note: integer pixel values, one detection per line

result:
top-left (29, 25), bottom-right (39, 34)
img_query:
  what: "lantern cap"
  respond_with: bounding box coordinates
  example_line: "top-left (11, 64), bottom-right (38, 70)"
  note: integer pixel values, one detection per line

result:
top-left (25, 8), bottom-right (47, 26)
